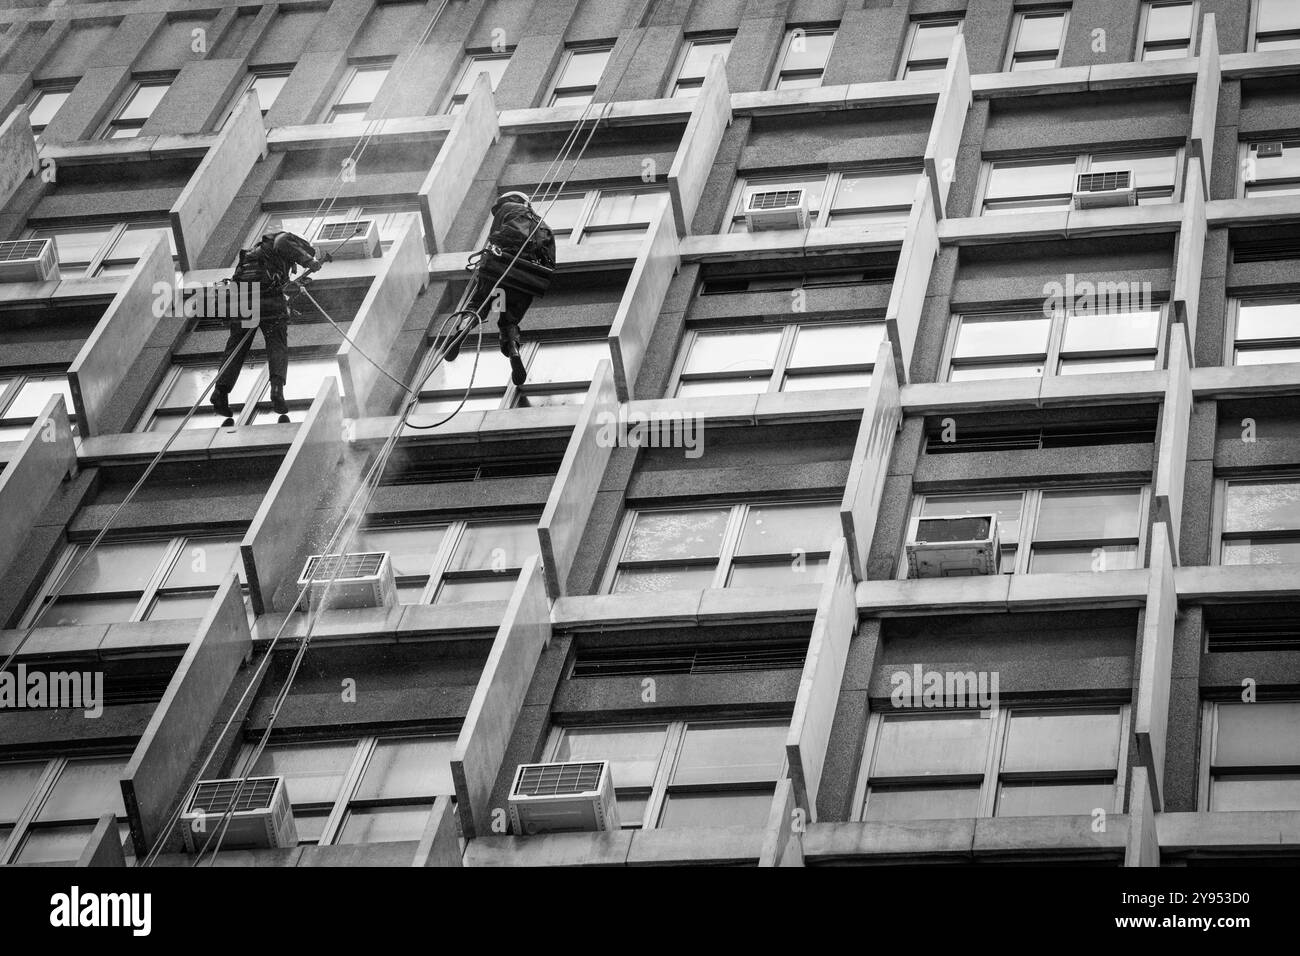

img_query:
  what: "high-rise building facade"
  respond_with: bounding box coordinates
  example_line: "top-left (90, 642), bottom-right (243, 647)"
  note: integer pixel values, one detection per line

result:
top-left (0, 0), bottom-right (1297, 869)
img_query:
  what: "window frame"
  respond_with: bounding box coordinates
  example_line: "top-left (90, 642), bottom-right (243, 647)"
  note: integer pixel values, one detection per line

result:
top-left (1199, 700), bottom-right (1300, 811)
top-left (1004, 8), bottom-right (1070, 72)
top-left (668, 33), bottom-right (734, 98)
top-left (768, 26), bottom-right (838, 91)
top-left (443, 49), bottom-right (514, 114)
top-left (0, 371), bottom-right (76, 442)
top-left (1249, 0), bottom-right (1300, 52)
top-left (851, 705), bottom-right (1130, 822)
top-left (1213, 475), bottom-right (1300, 567)
top-left (0, 753), bottom-right (134, 865)
top-left (24, 220), bottom-right (178, 278)
top-left (898, 17), bottom-right (965, 79)
top-left (976, 147), bottom-right (1184, 216)
top-left (416, 335), bottom-right (609, 413)
top-left (1225, 295), bottom-right (1300, 366)
top-left (1135, 1), bottom-right (1198, 61)
top-left (322, 60), bottom-right (394, 124)
top-left (26, 82), bottom-right (76, 136)
top-left (99, 76), bottom-right (173, 139)
top-left (1238, 140), bottom-right (1300, 199)
top-left (545, 43), bottom-right (614, 108)
top-left (725, 165), bottom-right (923, 234)
top-left (218, 68), bottom-right (293, 128)
top-left (476, 185), bottom-right (669, 247)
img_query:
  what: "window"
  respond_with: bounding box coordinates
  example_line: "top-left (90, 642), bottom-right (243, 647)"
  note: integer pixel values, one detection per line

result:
top-left (0, 373), bottom-right (75, 443)
top-left (670, 34), bottom-right (733, 98)
top-left (548, 45), bottom-right (612, 107)
top-left (1137, 2), bottom-right (1195, 60)
top-left (101, 78), bottom-right (171, 138)
top-left (251, 204), bottom-right (423, 255)
top-left (1203, 701), bottom-right (1300, 810)
top-left (728, 167), bottom-right (922, 233)
top-left (1219, 478), bottom-right (1300, 566)
top-left (980, 149), bottom-right (1179, 214)
top-left (671, 320), bottom-right (885, 397)
top-left (906, 486), bottom-right (1147, 575)
top-left (26, 83), bottom-right (74, 135)
top-left (140, 356), bottom-right (343, 432)
top-left (604, 500), bottom-right (841, 594)
top-left (1006, 9), bottom-right (1068, 71)
top-left (945, 305), bottom-right (1164, 381)
top-left (0, 755), bottom-right (133, 865)
top-left (1252, 0), bottom-right (1300, 51)
top-left (1242, 141), bottom-right (1300, 198)
top-left (486, 187), bottom-right (668, 246)
top-left (770, 27), bottom-right (836, 89)
top-left (25, 221), bottom-right (177, 277)
top-left (417, 338), bottom-right (607, 414)
top-left (1229, 297), bottom-right (1300, 365)
top-left (356, 516), bottom-right (539, 605)
top-left (236, 735), bottom-right (454, 846)
top-left (220, 69), bottom-right (291, 127)
top-left (22, 533), bottom-right (248, 627)
top-left (325, 62), bottom-right (391, 123)
top-left (901, 19), bottom-right (963, 78)
top-left (546, 719), bottom-right (788, 830)
top-left (445, 52), bottom-right (512, 113)
top-left (855, 707), bottom-right (1126, 821)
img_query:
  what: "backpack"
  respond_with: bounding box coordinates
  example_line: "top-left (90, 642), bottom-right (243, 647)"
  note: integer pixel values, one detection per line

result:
top-left (490, 203), bottom-right (556, 271)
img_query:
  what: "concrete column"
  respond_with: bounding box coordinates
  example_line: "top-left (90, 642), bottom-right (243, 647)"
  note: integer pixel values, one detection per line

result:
top-left (1134, 521), bottom-right (1177, 812)
top-left (1124, 766), bottom-right (1160, 866)
top-left (840, 342), bottom-right (902, 582)
top-left (923, 36), bottom-right (971, 220)
top-left (420, 72), bottom-right (498, 255)
top-left (1155, 334), bottom-right (1192, 557)
top-left (1173, 155), bottom-right (1207, 360)
top-left (667, 54), bottom-right (730, 237)
top-left (608, 199), bottom-right (679, 400)
top-left (0, 394), bottom-right (76, 579)
top-left (885, 180), bottom-right (939, 383)
top-left (1189, 15), bottom-right (1220, 199)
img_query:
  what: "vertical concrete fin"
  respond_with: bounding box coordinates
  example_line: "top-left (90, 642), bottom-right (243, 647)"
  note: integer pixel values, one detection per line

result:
top-left (421, 71), bottom-right (498, 255)
top-left (608, 198), bottom-right (679, 401)
top-left (1134, 522), bottom-right (1177, 813)
top-left (923, 35), bottom-right (971, 219)
top-left (1189, 14), bottom-right (1219, 200)
top-left (840, 341), bottom-right (902, 582)
top-left (170, 92), bottom-right (267, 271)
top-left (68, 236), bottom-right (172, 437)
top-left (885, 180), bottom-right (939, 384)
top-left (120, 573), bottom-right (252, 855)
top-left (758, 776), bottom-right (804, 868)
top-left (0, 105), bottom-right (38, 211)
top-left (240, 379), bottom-right (344, 615)
top-left (667, 54), bottom-right (731, 236)
top-left (1172, 155), bottom-right (1206, 359)
top-left (76, 813), bottom-right (127, 867)
top-left (0, 394), bottom-right (76, 579)
top-left (785, 538), bottom-right (856, 822)
top-left (411, 794), bottom-right (463, 867)
top-left (451, 555), bottom-right (551, 840)
top-left (1155, 334), bottom-right (1191, 559)
top-left (337, 215), bottom-right (428, 417)
top-left (538, 359), bottom-right (618, 599)
top-left (1124, 765), bottom-right (1161, 867)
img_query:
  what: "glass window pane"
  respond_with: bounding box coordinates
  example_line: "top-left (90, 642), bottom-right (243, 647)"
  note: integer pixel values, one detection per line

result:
top-left (422, 347), bottom-right (512, 391)
top-left (922, 493), bottom-right (1024, 542)
top-left (1034, 489), bottom-right (1142, 541)
top-left (355, 737), bottom-right (454, 799)
top-left (672, 722), bottom-right (786, 785)
top-left (33, 225), bottom-right (115, 268)
top-left (529, 193), bottom-right (585, 235)
top-left (161, 364), bottom-right (262, 409)
top-left (775, 74), bottom-right (823, 90)
top-left (527, 341), bottom-right (605, 385)
top-left (782, 371), bottom-right (871, 391)
top-left (727, 557), bottom-right (827, 588)
top-left (954, 314), bottom-right (1051, 358)
top-left (788, 323), bottom-right (885, 369)
top-left (339, 67), bottom-right (388, 106)
top-left (833, 169), bottom-right (921, 212)
top-left (1058, 357), bottom-right (1157, 375)
top-left (622, 508), bottom-right (730, 562)
top-left (447, 519), bottom-right (538, 572)
top-left (1223, 480), bottom-right (1300, 533)
top-left (781, 31), bottom-right (834, 72)
top-left (949, 362), bottom-right (1045, 381)
top-left (612, 565), bottom-right (719, 592)
top-left (1211, 775), bottom-right (1300, 811)
top-left (658, 790), bottom-right (774, 828)
top-left (336, 805), bottom-right (432, 844)
top-left (146, 592), bottom-right (216, 621)
top-left (251, 741), bottom-right (357, 806)
top-left (1146, 2), bottom-right (1194, 43)
top-left (15, 824), bottom-right (96, 863)
top-left (118, 83), bottom-right (169, 121)
top-left (1090, 149), bottom-right (1178, 190)
top-left (985, 160), bottom-right (1075, 201)
top-left (1214, 702), bottom-right (1300, 767)
top-left (435, 575), bottom-right (519, 604)
top-left (457, 56), bottom-right (510, 96)
top-left (37, 596), bottom-right (141, 627)
top-left (680, 38), bottom-right (732, 79)
top-left (684, 328), bottom-right (782, 375)
top-left (249, 74), bottom-right (288, 112)
top-left (356, 525), bottom-right (445, 577)
top-left (864, 785), bottom-right (981, 821)
top-left (162, 535), bottom-right (241, 589)
top-left (1061, 310), bottom-right (1160, 353)
top-left (5, 376), bottom-right (73, 420)
top-left (29, 89), bottom-right (71, 128)
top-left (910, 21), bottom-right (960, 61)
top-left (554, 726), bottom-right (668, 790)
top-left (1257, 0), bottom-right (1300, 33)
top-left (1016, 12), bottom-right (1065, 52)
top-left (282, 359), bottom-right (342, 401)
top-left (36, 757), bottom-right (129, 821)
top-left (735, 501), bottom-right (840, 556)
top-left (1029, 544), bottom-right (1137, 572)
top-left (677, 377), bottom-right (769, 398)
top-left (57, 540), bottom-right (170, 594)
top-left (873, 715), bottom-right (990, 777)
top-left (107, 223), bottom-right (175, 262)
top-left (1001, 710), bottom-right (1121, 773)
top-left (0, 762), bottom-right (45, 823)
top-left (997, 781), bottom-right (1114, 816)
top-left (588, 189), bottom-right (666, 227)
top-left (560, 49), bottom-right (610, 88)
top-left (1222, 539), bottom-right (1300, 565)
top-left (1237, 300), bottom-right (1300, 341)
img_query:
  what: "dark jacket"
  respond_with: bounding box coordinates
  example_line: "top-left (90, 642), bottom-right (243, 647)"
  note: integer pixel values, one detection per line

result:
top-left (233, 232), bottom-right (321, 296)
top-left (487, 200), bottom-right (556, 271)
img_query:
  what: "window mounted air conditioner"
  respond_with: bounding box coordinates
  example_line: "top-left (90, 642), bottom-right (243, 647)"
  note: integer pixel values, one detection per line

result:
top-left (297, 551), bottom-right (397, 609)
top-left (0, 239), bottom-right (59, 283)
top-left (180, 776), bottom-right (297, 851)
top-left (1073, 171), bottom-right (1136, 210)
top-left (1255, 142), bottom-right (1284, 161)
top-left (508, 760), bottom-right (619, 835)
top-left (906, 514), bottom-right (1001, 578)
top-left (314, 219), bottom-right (381, 259)
top-left (744, 188), bottom-right (810, 231)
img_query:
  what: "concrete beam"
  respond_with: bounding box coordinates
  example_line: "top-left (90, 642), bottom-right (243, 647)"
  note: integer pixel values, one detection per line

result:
top-left (1189, 15), bottom-right (1219, 199)
top-left (786, 539), bottom-right (856, 821)
top-left (923, 35), bottom-right (971, 219)
top-left (76, 814), bottom-right (127, 867)
top-left (120, 574), bottom-right (251, 855)
top-left (840, 342), bottom-right (901, 581)
top-left (757, 777), bottom-right (804, 868)
top-left (451, 555), bottom-right (550, 840)
top-left (537, 359), bottom-right (617, 599)
top-left (0, 105), bottom-right (38, 212)
top-left (420, 72), bottom-right (497, 256)
top-left (1176, 564), bottom-right (1300, 601)
top-left (241, 380), bottom-right (344, 615)
top-left (411, 795), bottom-right (462, 867)
top-left (170, 93), bottom-right (266, 272)
top-left (885, 180), bottom-right (938, 383)
top-left (0, 395), bottom-right (76, 579)
top-left (608, 198), bottom-right (679, 401)
top-left (1134, 523), bottom-right (1176, 812)
top-left (667, 54), bottom-right (730, 237)
top-left (1125, 765), bottom-right (1160, 867)
top-left (68, 236), bottom-right (172, 437)
top-left (337, 215), bottom-right (427, 418)
top-left (1157, 810), bottom-right (1300, 850)
top-left (1155, 334), bottom-right (1191, 558)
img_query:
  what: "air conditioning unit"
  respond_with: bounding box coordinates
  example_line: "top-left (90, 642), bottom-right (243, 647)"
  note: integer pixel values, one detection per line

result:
top-left (0, 239), bottom-right (60, 283)
top-left (180, 776), bottom-right (298, 852)
top-left (906, 514), bottom-right (1001, 579)
top-left (508, 760), bottom-right (619, 835)
top-left (297, 551), bottom-right (397, 609)
top-left (1255, 142), bottom-right (1284, 160)
top-left (744, 188), bottom-right (810, 231)
top-left (314, 219), bottom-right (381, 259)
top-left (1073, 170), bottom-right (1137, 209)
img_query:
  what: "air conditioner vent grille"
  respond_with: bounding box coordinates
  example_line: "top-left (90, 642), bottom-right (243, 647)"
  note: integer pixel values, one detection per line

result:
top-left (748, 189), bottom-right (803, 211)
top-left (190, 777), bottom-right (278, 814)
top-left (1077, 171), bottom-right (1132, 192)
top-left (515, 762), bottom-right (604, 797)
top-left (318, 220), bottom-right (369, 241)
top-left (0, 239), bottom-right (50, 262)
top-left (302, 552), bottom-right (386, 581)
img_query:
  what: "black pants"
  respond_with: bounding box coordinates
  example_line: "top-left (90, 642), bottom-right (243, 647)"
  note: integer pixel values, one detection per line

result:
top-left (215, 294), bottom-right (289, 394)
top-left (467, 283), bottom-right (532, 356)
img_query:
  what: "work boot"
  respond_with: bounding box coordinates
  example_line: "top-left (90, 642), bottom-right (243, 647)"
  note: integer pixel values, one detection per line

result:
top-left (444, 323), bottom-right (466, 362)
top-left (211, 388), bottom-right (232, 418)
top-left (270, 384), bottom-right (288, 415)
top-left (506, 339), bottom-right (527, 387)
top-left (277, 413), bottom-right (291, 424)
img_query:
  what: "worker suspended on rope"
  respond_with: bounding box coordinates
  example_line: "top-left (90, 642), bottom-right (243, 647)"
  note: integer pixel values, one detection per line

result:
top-left (448, 190), bottom-right (556, 386)
top-left (211, 231), bottom-right (326, 424)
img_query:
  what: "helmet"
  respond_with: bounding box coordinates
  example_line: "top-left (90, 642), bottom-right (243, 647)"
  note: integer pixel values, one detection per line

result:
top-left (493, 190), bottom-right (532, 211)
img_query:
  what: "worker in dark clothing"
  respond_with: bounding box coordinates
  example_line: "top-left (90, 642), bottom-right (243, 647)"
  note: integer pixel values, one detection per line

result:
top-left (447, 191), bottom-right (556, 386)
top-left (211, 231), bottom-right (325, 424)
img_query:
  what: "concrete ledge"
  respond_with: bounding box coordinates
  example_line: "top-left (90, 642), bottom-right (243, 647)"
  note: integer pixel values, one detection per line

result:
top-left (1191, 362), bottom-right (1300, 398)
top-left (860, 570), bottom-right (1148, 615)
top-left (971, 814), bottom-right (1128, 858)
top-left (625, 826), bottom-right (763, 865)
top-left (1158, 811), bottom-right (1300, 851)
top-left (1175, 564), bottom-right (1300, 602)
top-left (803, 818), bottom-right (976, 862)
top-left (466, 831), bottom-right (633, 866)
